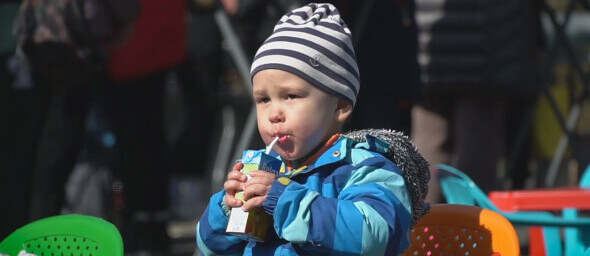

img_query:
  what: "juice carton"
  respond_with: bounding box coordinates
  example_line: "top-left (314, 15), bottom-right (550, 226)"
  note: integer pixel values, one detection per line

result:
top-left (226, 150), bottom-right (281, 242)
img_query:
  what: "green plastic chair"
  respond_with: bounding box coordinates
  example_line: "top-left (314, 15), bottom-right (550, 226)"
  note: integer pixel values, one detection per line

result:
top-left (0, 214), bottom-right (123, 256)
top-left (436, 164), bottom-right (590, 256)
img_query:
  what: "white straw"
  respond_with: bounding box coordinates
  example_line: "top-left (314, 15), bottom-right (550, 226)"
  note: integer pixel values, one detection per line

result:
top-left (266, 136), bottom-right (279, 154)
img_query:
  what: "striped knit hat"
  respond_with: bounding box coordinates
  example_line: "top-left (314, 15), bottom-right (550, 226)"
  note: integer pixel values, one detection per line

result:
top-left (250, 3), bottom-right (360, 106)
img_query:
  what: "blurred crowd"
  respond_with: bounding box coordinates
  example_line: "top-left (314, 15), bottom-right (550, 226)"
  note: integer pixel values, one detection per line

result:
top-left (0, 0), bottom-right (589, 255)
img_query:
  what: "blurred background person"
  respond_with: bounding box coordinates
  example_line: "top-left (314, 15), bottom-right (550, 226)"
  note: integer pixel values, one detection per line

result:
top-left (10, 0), bottom-right (140, 224)
top-left (168, 0), bottom-right (223, 183)
top-left (0, 0), bottom-right (27, 239)
top-left (411, 0), bottom-right (540, 202)
top-left (104, 0), bottom-right (187, 253)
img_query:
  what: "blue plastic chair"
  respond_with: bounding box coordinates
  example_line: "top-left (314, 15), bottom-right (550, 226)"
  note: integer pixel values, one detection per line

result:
top-left (435, 164), bottom-right (590, 256)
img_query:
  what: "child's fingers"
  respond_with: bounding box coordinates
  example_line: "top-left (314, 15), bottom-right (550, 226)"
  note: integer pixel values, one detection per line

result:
top-left (247, 175), bottom-right (275, 187)
top-left (224, 194), bottom-right (243, 208)
top-left (242, 196), bottom-right (266, 211)
top-left (243, 183), bottom-right (272, 201)
top-left (232, 161), bottom-right (244, 172)
top-left (248, 170), bottom-right (277, 180)
top-left (247, 171), bottom-right (276, 187)
top-left (224, 179), bottom-right (244, 195)
top-left (227, 169), bottom-right (247, 182)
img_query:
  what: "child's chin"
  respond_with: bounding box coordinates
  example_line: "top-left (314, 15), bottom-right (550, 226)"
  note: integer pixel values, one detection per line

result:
top-left (279, 154), bottom-right (297, 161)
top-left (277, 151), bottom-right (299, 161)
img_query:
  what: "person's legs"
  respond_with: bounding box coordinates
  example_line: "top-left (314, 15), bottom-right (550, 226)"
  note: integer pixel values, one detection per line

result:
top-left (452, 96), bottom-right (506, 193)
top-left (175, 57), bottom-right (220, 175)
top-left (505, 95), bottom-right (534, 189)
top-left (29, 82), bottom-right (92, 220)
top-left (1, 51), bottom-right (35, 237)
top-left (411, 97), bottom-right (452, 203)
top-left (105, 71), bottom-right (169, 253)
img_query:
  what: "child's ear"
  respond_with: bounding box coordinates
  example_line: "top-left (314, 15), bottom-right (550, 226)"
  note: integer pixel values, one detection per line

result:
top-left (335, 100), bottom-right (353, 123)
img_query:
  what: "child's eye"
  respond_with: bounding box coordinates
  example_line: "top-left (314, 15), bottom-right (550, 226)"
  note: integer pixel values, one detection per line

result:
top-left (286, 94), bottom-right (298, 100)
top-left (257, 97), bottom-right (270, 104)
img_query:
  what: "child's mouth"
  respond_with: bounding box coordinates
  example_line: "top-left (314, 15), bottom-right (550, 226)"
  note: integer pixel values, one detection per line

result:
top-left (277, 135), bottom-right (289, 144)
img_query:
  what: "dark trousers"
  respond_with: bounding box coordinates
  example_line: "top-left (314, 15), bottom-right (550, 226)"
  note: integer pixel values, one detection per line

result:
top-left (28, 79), bottom-right (92, 220)
top-left (412, 94), bottom-right (507, 202)
top-left (1, 52), bottom-right (38, 238)
top-left (104, 71), bottom-right (169, 251)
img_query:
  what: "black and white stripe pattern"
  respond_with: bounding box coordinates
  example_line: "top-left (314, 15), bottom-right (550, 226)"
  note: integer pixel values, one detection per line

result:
top-left (251, 3), bottom-right (360, 106)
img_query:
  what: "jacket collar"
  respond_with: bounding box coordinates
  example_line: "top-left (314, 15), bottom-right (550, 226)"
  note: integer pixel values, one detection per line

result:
top-left (283, 134), bottom-right (391, 177)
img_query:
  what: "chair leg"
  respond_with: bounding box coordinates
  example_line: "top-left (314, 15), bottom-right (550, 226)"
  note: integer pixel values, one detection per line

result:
top-left (564, 208), bottom-right (584, 256)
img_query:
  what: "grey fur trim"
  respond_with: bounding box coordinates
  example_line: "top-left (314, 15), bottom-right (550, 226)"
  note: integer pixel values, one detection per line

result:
top-left (344, 129), bottom-right (430, 225)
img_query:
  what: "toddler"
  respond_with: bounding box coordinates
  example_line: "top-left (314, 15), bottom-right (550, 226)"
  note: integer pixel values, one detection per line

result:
top-left (197, 3), bottom-right (429, 255)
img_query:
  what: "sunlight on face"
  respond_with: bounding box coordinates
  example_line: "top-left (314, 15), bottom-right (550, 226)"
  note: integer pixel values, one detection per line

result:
top-left (252, 69), bottom-right (348, 160)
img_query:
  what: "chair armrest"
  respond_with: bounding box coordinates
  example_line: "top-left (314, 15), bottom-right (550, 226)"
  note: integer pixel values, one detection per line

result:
top-left (503, 211), bottom-right (590, 227)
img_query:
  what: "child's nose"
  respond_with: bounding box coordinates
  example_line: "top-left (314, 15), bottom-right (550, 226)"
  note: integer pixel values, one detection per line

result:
top-left (269, 104), bottom-right (284, 123)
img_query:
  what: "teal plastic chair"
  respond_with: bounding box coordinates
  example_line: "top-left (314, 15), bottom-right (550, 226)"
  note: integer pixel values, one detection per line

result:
top-left (563, 164), bottom-right (590, 256)
top-left (0, 214), bottom-right (123, 256)
top-left (436, 164), bottom-right (590, 256)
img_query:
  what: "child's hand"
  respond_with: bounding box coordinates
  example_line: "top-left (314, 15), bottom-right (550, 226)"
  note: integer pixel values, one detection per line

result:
top-left (223, 162), bottom-right (247, 208)
top-left (241, 170), bottom-right (277, 211)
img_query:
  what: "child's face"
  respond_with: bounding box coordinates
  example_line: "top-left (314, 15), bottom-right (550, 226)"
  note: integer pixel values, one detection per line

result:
top-left (253, 69), bottom-right (351, 161)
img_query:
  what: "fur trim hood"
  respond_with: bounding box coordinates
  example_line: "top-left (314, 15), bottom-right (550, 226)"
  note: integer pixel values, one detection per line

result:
top-left (345, 128), bottom-right (430, 225)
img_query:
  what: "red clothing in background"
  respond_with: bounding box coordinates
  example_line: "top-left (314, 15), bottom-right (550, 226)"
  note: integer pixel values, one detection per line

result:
top-left (108, 0), bottom-right (187, 81)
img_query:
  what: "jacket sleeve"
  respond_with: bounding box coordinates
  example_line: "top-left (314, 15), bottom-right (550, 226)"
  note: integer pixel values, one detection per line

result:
top-left (196, 190), bottom-right (247, 256)
top-left (262, 157), bottom-right (413, 255)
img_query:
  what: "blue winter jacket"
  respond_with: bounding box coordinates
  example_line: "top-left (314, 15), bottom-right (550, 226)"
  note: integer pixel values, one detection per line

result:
top-left (197, 134), bottom-right (413, 255)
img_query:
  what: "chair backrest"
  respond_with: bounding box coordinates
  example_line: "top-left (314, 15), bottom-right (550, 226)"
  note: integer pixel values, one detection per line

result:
top-left (580, 164), bottom-right (590, 188)
top-left (0, 214), bottom-right (123, 256)
top-left (403, 204), bottom-right (520, 256)
top-left (564, 163), bottom-right (590, 256)
top-left (435, 164), bottom-right (501, 211)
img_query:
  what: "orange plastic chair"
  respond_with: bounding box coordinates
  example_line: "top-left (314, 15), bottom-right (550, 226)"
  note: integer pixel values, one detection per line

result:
top-left (403, 204), bottom-right (520, 256)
